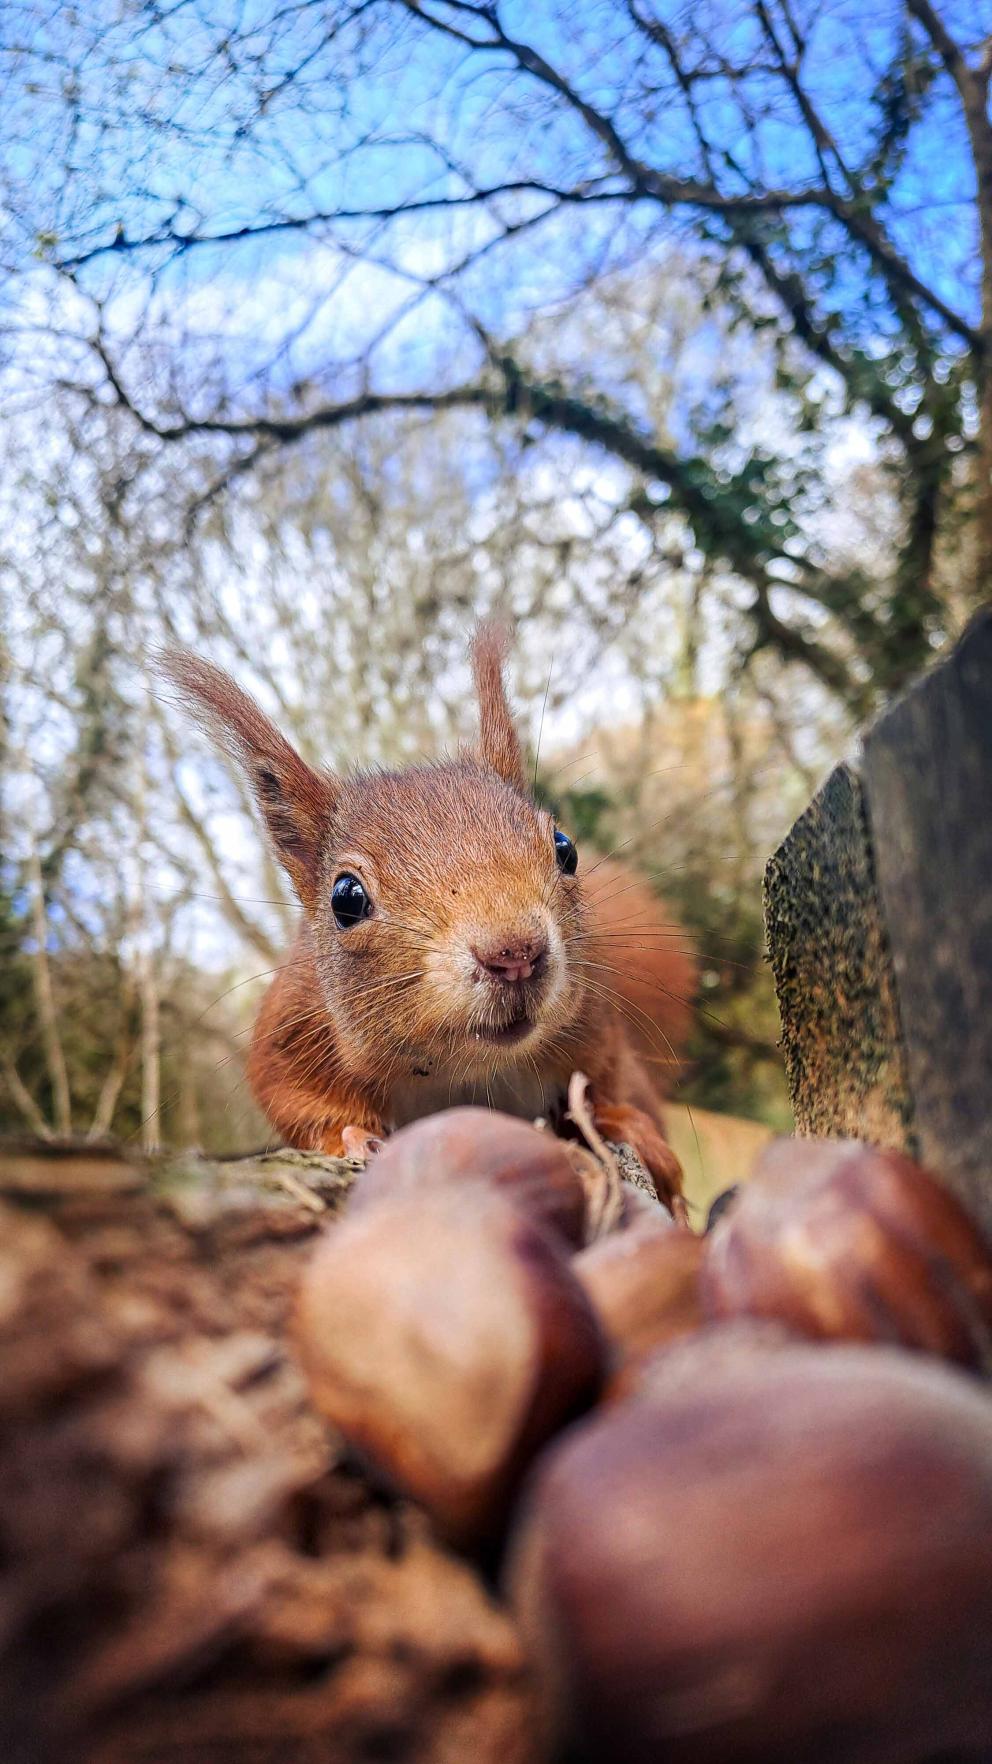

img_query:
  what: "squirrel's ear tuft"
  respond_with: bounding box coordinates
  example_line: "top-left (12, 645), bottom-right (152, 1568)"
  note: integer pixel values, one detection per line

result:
top-left (469, 621), bottom-right (527, 792)
top-left (155, 648), bottom-right (337, 908)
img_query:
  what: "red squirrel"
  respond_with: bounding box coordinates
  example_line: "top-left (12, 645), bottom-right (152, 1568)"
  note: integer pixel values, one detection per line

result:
top-left (164, 627), bottom-right (697, 1212)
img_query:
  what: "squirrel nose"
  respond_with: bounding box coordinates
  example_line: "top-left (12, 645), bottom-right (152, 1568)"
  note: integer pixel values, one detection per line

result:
top-left (471, 935), bottom-right (548, 986)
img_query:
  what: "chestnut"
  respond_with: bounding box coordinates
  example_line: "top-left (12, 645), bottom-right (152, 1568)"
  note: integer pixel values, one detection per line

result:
top-left (573, 1216), bottom-right (704, 1397)
top-left (507, 1333), bottom-right (992, 1763)
top-left (348, 1107), bottom-right (591, 1249)
top-left (701, 1138), bottom-right (992, 1372)
top-left (296, 1183), bottom-right (605, 1547)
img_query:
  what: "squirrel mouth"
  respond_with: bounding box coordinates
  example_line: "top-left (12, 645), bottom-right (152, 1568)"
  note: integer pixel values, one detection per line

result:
top-left (472, 1012), bottom-right (535, 1047)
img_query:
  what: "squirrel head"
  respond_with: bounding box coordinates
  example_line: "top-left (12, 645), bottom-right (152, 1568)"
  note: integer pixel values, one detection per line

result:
top-left (160, 625), bottom-right (590, 1085)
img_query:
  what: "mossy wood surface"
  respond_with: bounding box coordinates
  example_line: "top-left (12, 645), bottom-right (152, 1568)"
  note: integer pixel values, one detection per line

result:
top-left (764, 608), bottom-right (992, 1232)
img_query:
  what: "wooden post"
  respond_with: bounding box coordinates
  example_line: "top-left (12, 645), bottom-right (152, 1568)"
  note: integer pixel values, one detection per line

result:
top-left (764, 608), bottom-right (992, 1233)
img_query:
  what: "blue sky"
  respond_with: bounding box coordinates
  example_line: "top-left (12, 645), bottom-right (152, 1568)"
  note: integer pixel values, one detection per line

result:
top-left (4, 0), bottom-right (982, 410)
top-left (3, 0), bottom-right (982, 757)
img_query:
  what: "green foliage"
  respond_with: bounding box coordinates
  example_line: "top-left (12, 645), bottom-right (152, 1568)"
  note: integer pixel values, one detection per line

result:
top-left (675, 901), bottom-right (792, 1131)
top-left (0, 928), bottom-right (265, 1153)
top-left (534, 779), bottom-right (614, 846)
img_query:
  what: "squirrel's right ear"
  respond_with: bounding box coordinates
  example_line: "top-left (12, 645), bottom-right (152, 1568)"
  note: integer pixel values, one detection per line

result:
top-left (156, 650), bottom-right (337, 909)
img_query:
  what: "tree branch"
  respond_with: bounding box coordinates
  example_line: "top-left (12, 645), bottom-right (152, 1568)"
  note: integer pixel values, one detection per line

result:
top-left (61, 3), bottom-right (971, 356)
top-left (54, 181), bottom-right (614, 270)
top-left (87, 1017), bottom-right (135, 1140)
top-left (158, 750), bottom-right (283, 968)
top-left (1, 1054), bottom-right (55, 1139)
top-left (401, 0), bottom-right (979, 350)
top-left (904, 0), bottom-right (971, 89)
top-left (745, 587), bottom-right (866, 708)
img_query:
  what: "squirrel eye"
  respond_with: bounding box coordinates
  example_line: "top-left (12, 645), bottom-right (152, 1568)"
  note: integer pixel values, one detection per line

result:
top-left (331, 873), bottom-right (373, 929)
top-left (554, 829), bottom-right (578, 875)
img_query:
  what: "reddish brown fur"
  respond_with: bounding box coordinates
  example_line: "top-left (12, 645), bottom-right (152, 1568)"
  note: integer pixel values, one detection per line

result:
top-left (163, 629), bottom-right (698, 1211)
top-left (160, 648), bottom-right (336, 909)
top-left (470, 621), bottom-right (528, 791)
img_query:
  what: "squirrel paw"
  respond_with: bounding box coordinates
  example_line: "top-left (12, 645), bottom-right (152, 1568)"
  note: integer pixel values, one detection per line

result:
top-left (341, 1125), bottom-right (386, 1163)
top-left (592, 1101), bottom-right (687, 1223)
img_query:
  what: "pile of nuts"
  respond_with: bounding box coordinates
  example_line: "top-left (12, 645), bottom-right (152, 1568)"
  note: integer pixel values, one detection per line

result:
top-left (295, 1106), bottom-right (992, 1763)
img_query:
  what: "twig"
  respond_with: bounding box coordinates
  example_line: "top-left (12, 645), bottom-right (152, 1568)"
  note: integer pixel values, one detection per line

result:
top-left (566, 1071), bottom-right (624, 1240)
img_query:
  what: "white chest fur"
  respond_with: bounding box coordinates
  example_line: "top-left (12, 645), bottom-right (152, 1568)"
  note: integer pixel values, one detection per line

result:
top-left (386, 1062), bottom-right (563, 1131)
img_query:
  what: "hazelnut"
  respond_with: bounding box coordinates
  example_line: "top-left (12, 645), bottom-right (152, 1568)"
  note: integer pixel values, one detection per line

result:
top-left (349, 1107), bottom-right (590, 1248)
top-left (297, 1184), bottom-right (605, 1547)
top-left (574, 1218), bottom-right (704, 1397)
top-left (701, 1138), bottom-right (992, 1371)
top-left (507, 1333), bottom-right (992, 1763)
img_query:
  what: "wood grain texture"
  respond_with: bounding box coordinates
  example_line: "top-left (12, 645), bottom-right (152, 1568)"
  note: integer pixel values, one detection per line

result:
top-left (763, 762), bottom-right (915, 1148)
top-left (863, 607), bottom-right (992, 1230)
top-left (0, 1143), bottom-right (535, 1764)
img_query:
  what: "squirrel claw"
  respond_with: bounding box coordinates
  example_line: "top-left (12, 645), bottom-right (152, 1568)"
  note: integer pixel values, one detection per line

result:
top-left (341, 1125), bottom-right (385, 1163)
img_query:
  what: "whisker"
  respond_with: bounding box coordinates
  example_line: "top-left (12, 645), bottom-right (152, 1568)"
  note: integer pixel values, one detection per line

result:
top-left (546, 747), bottom-right (597, 778)
top-left (575, 934), bottom-right (757, 972)
top-left (189, 889), bottom-right (291, 908)
top-left (191, 957), bottom-right (319, 1026)
top-left (577, 765), bottom-right (775, 880)
top-left (533, 657), bottom-right (554, 791)
top-left (575, 957), bottom-right (747, 1046)
top-left (571, 968), bottom-right (692, 1082)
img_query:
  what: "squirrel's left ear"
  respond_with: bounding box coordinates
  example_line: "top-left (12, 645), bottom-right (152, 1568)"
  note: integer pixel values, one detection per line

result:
top-left (156, 649), bottom-right (338, 910)
top-left (469, 621), bottom-right (527, 792)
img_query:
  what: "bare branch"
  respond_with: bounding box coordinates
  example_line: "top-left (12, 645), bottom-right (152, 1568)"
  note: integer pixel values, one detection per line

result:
top-left (401, 0), bottom-right (979, 350)
top-left (87, 1020), bottom-right (135, 1140)
top-left (54, 180), bottom-right (607, 270)
top-left (904, 0), bottom-right (972, 90)
top-left (157, 738), bottom-right (284, 966)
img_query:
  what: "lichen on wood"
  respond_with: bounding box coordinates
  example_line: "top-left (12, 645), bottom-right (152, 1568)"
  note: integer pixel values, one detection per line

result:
top-left (763, 763), bottom-right (914, 1148)
top-left (764, 611), bottom-right (992, 1235)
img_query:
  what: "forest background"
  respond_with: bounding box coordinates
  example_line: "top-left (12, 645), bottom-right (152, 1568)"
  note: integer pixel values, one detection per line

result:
top-left (1, 0), bottom-right (988, 1151)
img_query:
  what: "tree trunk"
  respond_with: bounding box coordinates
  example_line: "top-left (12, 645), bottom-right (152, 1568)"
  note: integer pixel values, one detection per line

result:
top-left (134, 731), bottom-right (161, 1156)
top-left (26, 832), bottom-right (72, 1135)
top-left (137, 933), bottom-right (161, 1154)
top-left (764, 607), bottom-right (992, 1232)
